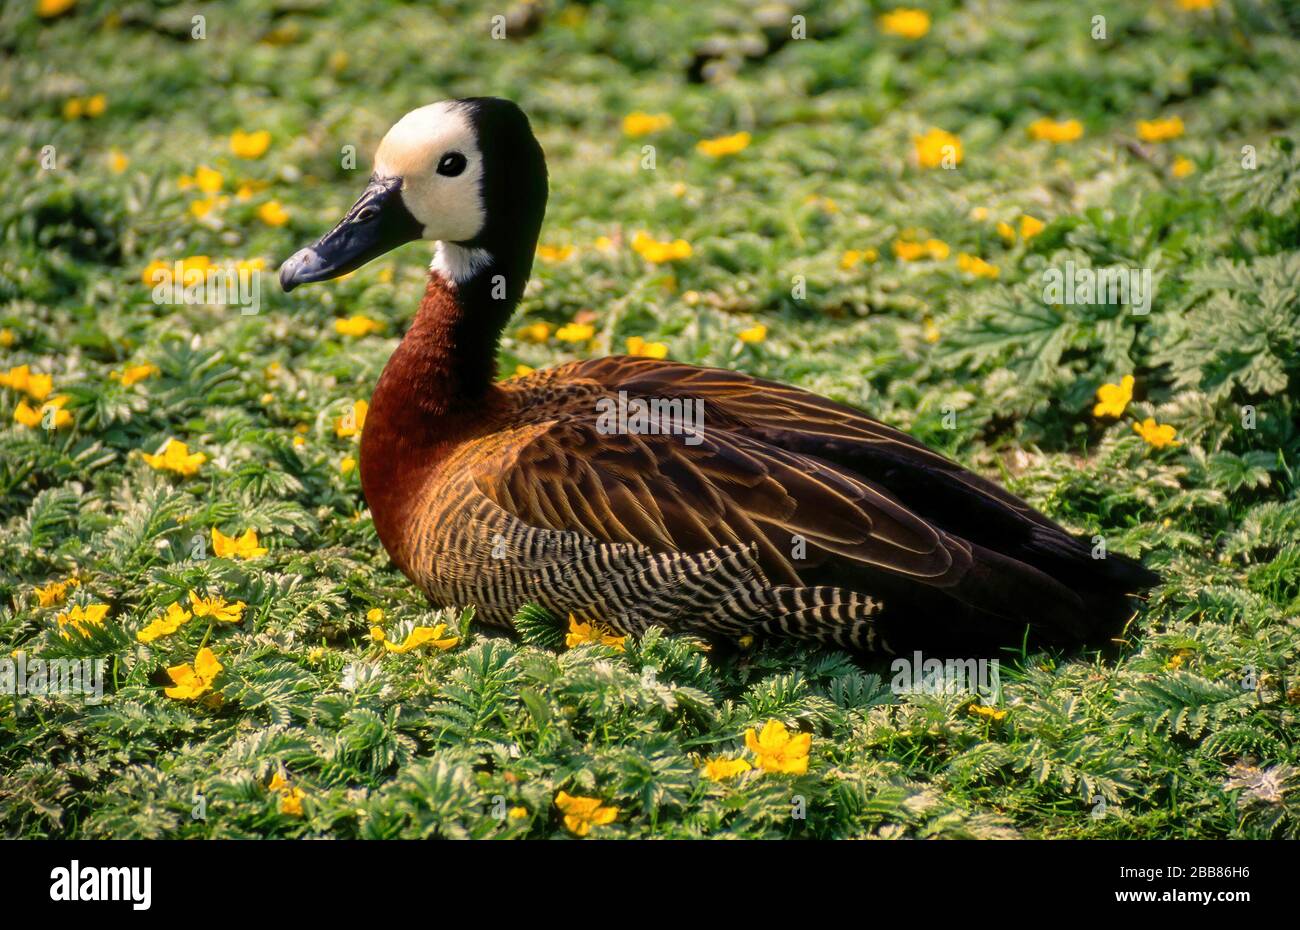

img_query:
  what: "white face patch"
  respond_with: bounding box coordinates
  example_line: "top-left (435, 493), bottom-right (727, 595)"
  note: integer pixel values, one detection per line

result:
top-left (374, 101), bottom-right (486, 244)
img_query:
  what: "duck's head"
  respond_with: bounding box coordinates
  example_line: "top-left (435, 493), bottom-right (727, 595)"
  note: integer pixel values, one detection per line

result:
top-left (279, 97), bottom-right (547, 292)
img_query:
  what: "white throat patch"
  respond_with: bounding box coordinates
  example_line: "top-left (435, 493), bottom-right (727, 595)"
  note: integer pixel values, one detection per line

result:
top-left (431, 242), bottom-right (494, 285)
top-left (374, 101), bottom-right (486, 244)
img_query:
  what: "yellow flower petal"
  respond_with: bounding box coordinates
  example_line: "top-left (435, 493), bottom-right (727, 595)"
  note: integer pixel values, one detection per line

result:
top-left (878, 8), bottom-right (930, 39)
top-left (622, 112), bottom-right (673, 138)
top-left (334, 315), bottom-right (383, 337)
top-left (230, 129), bottom-right (271, 159)
top-left (1133, 417), bottom-right (1181, 449)
top-left (1028, 117), bottom-right (1083, 143)
top-left (1093, 375), bottom-right (1135, 419)
top-left (625, 336), bottom-right (669, 358)
top-left (701, 756), bottom-right (752, 781)
top-left (696, 132), bottom-right (751, 158)
top-left (141, 438), bottom-right (206, 477)
top-left (555, 322), bottom-right (595, 343)
top-left (1136, 116), bottom-right (1185, 143)
top-left (913, 128), bottom-right (962, 169)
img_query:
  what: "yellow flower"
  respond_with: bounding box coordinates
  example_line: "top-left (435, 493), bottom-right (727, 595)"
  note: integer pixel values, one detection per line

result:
top-left (1133, 417), bottom-right (1181, 449)
top-left (1018, 214), bottom-right (1046, 240)
top-left (1093, 375), bottom-right (1134, 418)
top-left (1027, 117), bottom-right (1083, 143)
top-left (508, 806), bottom-right (528, 820)
top-left (0, 365), bottom-right (54, 401)
top-left (744, 719), bottom-right (811, 775)
top-left (517, 322), bottom-right (551, 343)
top-left (366, 608), bottom-right (385, 625)
top-left (188, 590), bottom-right (246, 624)
top-left (230, 129), bottom-right (271, 159)
top-left (696, 131), bottom-right (751, 158)
top-left (136, 602), bottom-right (193, 644)
top-left (55, 603), bottom-right (110, 640)
top-left (970, 206), bottom-right (990, 222)
top-left (1177, 0), bottom-right (1215, 10)
top-left (62, 98), bottom-right (83, 120)
top-left (878, 8), bottom-right (931, 39)
top-left (33, 577), bottom-right (78, 608)
top-left (913, 128), bottom-right (962, 169)
top-left (334, 314), bottom-right (383, 337)
top-left (108, 149), bottom-right (129, 174)
top-left (536, 244), bottom-right (575, 263)
top-left (555, 322), bottom-right (595, 343)
top-left (956, 253), bottom-right (999, 279)
top-left (631, 232), bottom-right (692, 263)
top-left (1172, 156), bottom-right (1196, 179)
top-left (211, 527), bottom-right (268, 560)
top-left (176, 254), bottom-right (211, 279)
top-left (37, 0), bottom-right (77, 17)
top-left (369, 625), bottom-right (386, 643)
top-left (84, 94), bottom-right (106, 118)
top-left (922, 318), bottom-right (941, 344)
top-left (140, 259), bottom-right (170, 285)
top-left (258, 200), bottom-right (289, 227)
top-left (384, 623), bottom-right (460, 653)
top-left (622, 112), bottom-right (673, 137)
top-left (340, 456), bottom-right (357, 474)
top-left (141, 438), bottom-right (206, 476)
top-left (967, 703), bottom-right (1008, 721)
top-left (892, 238), bottom-right (949, 261)
top-left (513, 364), bottom-right (535, 378)
top-left (334, 399), bottom-right (368, 438)
top-left (996, 221), bottom-right (1016, 242)
top-left (279, 786), bottom-right (306, 816)
top-left (593, 235), bottom-right (615, 253)
top-left (1136, 116), bottom-right (1185, 143)
top-left (554, 791), bottom-right (619, 837)
top-left (112, 362), bottom-right (160, 387)
top-left (565, 614), bottom-right (626, 652)
top-left (165, 648), bottom-right (222, 700)
top-left (1165, 649), bottom-right (1192, 670)
top-left (189, 196), bottom-right (227, 220)
top-left (14, 396), bottom-right (72, 430)
top-left (625, 336), bottom-right (669, 359)
top-left (193, 165), bottom-right (223, 194)
top-left (701, 756), bottom-right (752, 781)
top-left (844, 247), bottom-right (879, 270)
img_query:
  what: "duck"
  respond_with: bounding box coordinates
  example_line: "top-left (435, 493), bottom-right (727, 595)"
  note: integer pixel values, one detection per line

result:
top-left (279, 97), bottom-right (1159, 654)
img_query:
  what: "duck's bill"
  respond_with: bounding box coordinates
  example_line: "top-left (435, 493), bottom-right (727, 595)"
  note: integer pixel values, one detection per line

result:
top-left (278, 176), bottom-right (423, 291)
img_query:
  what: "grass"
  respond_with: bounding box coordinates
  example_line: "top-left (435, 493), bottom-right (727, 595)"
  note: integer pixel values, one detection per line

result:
top-left (1, 0), bottom-right (1298, 839)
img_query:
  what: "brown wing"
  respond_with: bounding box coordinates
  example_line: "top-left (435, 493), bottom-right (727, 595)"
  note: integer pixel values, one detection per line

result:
top-left (474, 358), bottom-right (1159, 642)
top-left (474, 374), bottom-right (975, 590)
top-left (560, 355), bottom-right (1062, 536)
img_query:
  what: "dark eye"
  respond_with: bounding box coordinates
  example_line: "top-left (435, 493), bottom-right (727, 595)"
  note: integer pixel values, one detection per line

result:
top-left (355, 204), bottom-right (379, 222)
top-left (437, 152), bottom-right (467, 177)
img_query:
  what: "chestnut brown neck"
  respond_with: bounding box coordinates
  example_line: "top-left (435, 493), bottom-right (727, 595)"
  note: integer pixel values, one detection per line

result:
top-left (378, 271), bottom-right (507, 417)
top-left (358, 265), bottom-right (520, 575)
